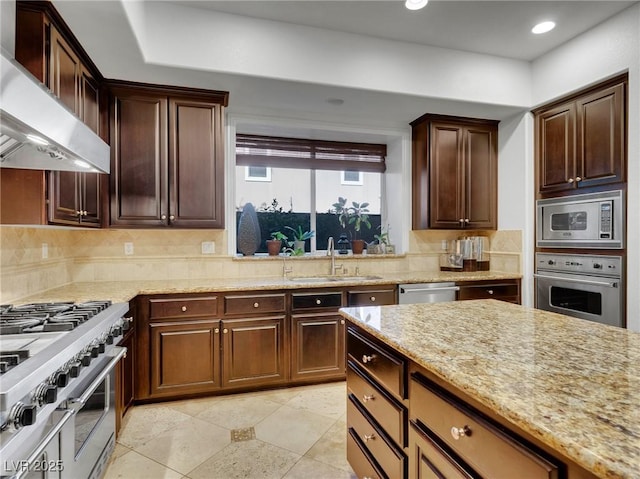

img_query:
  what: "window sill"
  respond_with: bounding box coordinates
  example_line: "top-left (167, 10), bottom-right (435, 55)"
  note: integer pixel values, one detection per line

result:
top-left (232, 252), bottom-right (405, 260)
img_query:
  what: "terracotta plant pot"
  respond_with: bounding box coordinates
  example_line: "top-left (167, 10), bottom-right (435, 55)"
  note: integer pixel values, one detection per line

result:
top-left (266, 239), bottom-right (282, 256)
top-left (351, 239), bottom-right (366, 255)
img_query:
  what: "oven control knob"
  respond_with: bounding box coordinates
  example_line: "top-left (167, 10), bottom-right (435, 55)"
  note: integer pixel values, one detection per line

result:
top-left (123, 317), bottom-right (132, 331)
top-left (54, 370), bottom-right (69, 387)
top-left (98, 342), bottom-right (106, 354)
top-left (112, 325), bottom-right (123, 337)
top-left (106, 334), bottom-right (114, 345)
top-left (9, 402), bottom-right (37, 429)
top-left (81, 353), bottom-right (92, 367)
top-left (547, 260), bottom-right (555, 265)
top-left (69, 362), bottom-right (82, 378)
top-left (593, 263), bottom-right (603, 269)
top-left (90, 345), bottom-right (100, 358)
top-left (35, 384), bottom-right (57, 405)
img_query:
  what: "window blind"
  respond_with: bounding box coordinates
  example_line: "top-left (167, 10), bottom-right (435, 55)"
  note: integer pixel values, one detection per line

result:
top-left (235, 134), bottom-right (386, 173)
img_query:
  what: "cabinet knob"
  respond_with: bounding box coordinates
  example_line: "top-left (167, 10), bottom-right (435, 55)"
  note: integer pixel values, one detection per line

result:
top-left (169, 215), bottom-right (175, 220)
top-left (161, 214), bottom-right (167, 220)
top-left (459, 218), bottom-right (464, 224)
top-left (362, 394), bottom-right (374, 402)
top-left (181, 306), bottom-right (187, 312)
top-left (253, 302), bottom-right (259, 308)
top-left (76, 210), bottom-right (81, 216)
top-left (369, 296), bottom-right (376, 302)
top-left (575, 176), bottom-right (582, 182)
top-left (487, 289), bottom-right (494, 295)
top-left (214, 328), bottom-right (219, 334)
top-left (450, 425), bottom-right (472, 440)
top-left (223, 328), bottom-right (228, 334)
top-left (316, 299), bottom-right (322, 305)
top-left (464, 218), bottom-right (469, 223)
top-left (362, 354), bottom-right (374, 363)
top-left (363, 433), bottom-right (376, 442)
top-left (340, 319), bottom-right (345, 325)
top-left (83, 210), bottom-right (88, 216)
top-left (567, 178), bottom-right (574, 184)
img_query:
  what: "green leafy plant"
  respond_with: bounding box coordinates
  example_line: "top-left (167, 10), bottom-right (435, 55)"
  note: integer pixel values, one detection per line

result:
top-left (374, 224), bottom-right (390, 245)
top-left (332, 197), bottom-right (371, 239)
top-left (285, 225), bottom-right (315, 242)
top-left (282, 241), bottom-right (305, 256)
top-left (270, 231), bottom-right (288, 241)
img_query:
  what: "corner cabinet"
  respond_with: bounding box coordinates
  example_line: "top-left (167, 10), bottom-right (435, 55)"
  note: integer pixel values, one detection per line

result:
top-left (109, 82), bottom-right (228, 228)
top-left (534, 75), bottom-right (627, 196)
top-left (412, 115), bottom-right (498, 230)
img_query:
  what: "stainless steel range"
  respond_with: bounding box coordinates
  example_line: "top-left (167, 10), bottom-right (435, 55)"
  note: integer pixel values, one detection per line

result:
top-left (0, 301), bottom-right (131, 479)
top-left (534, 253), bottom-right (624, 328)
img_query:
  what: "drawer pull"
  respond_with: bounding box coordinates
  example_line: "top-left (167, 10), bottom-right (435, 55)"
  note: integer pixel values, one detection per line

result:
top-left (253, 302), bottom-right (259, 308)
top-left (363, 433), bottom-right (376, 442)
top-left (181, 306), bottom-right (187, 312)
top-left (370, 296), bottom-right (376, 302)
top-left (362, 394), bottom-right (375, 402)
top-left (450, 425), bottom-right (472, 440)
top-left (362, 354), bottom-right (374, 364)
top-left (223, 328), bottom-right (228, 334)
top-left (214, 328), bottom-right (219, 334)
top-left (340, 319), bottom-right (345, 325)
top-left (487, 289), bottom-right (494, 295)
top-left (316, 299), bottom-right (322, 305)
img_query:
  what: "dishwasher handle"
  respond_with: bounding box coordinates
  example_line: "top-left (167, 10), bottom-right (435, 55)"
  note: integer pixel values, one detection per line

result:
top-left (400, 286), bottom-right (460, 294)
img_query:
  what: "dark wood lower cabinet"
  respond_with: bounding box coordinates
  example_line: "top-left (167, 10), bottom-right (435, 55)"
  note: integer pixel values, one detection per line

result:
top-left (150, 319), bottom-right (221, 397)
top-left (116, 328), bottom-right (135, 436)
top-left (291, 313), bottom-right (345, 382)
top-left (221, 316), bottom-right (286, 388)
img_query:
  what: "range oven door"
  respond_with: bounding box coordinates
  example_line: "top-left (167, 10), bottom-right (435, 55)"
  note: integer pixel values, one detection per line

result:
top-left (534, 272), bottom-right (623, 328)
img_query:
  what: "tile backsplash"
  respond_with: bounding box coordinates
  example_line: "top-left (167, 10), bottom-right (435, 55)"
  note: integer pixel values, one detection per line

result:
top-left (0, 226), bottom-right (521, 303)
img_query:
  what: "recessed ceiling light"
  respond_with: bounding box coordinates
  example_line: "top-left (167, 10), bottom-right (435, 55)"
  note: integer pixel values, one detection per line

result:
top-left (532, 21), bottom-right (556, 34)
top-left (26, 134), bottom-right (48, 146)
top-left (405, 0), bottom-right (428, 11)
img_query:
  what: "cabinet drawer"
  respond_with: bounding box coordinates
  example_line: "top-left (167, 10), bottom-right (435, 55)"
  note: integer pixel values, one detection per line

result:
top-left (347, 428), bottom-right (385, 479)
top-left (410, 420), bottom-right (478, 479)
top-left (291, 292), bottom-right (342, 311)
top-left (224, 293), bottom-right (285, 315)
top-left (347, 327), bottom-right (406, 399)
top-left (410, 373), bottom-right (561, 479)
top-left (348, 394), bottom-right (406, 479)
top-left (347, 362), bottom-right (405, 446)
top-left (149, 297), bottom-right (218, 319)
top-left (347, 288), bottom-right (396, 306)
top-left (457, 282), bottom-right (519, 302)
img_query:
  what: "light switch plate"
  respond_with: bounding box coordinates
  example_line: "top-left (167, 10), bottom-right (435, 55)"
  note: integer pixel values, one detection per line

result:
top-left (124, 242), bottom-right (134, 255)
top-left (202, 241), bottom-right (215, 254)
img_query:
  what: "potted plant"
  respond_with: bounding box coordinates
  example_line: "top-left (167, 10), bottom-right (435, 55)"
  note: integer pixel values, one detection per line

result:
top-left (285, 226), bottom-right (314, 253)
top-left (266, 231), bottom-right (287, 256)
top-left (332, 197), bottom-right (371, 254)
top-left (369, 224), bottom-right (390, 254)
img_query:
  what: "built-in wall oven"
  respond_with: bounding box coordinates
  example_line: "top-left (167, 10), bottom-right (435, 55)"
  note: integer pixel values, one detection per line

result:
top-left (534, 253), bottom-right (624, 328)
top-left (536, 189), bottom-right (624, 249)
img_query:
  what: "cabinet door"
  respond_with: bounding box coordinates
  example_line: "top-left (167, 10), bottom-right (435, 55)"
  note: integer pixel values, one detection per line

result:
top-left (116, 330), bottom-right (135, 436)
top-left (291, 313), bottom-right (345, 382)
top-left (80, 66), bottom-right (100, 134)
top-left (221, 316), bottom-right (286, 389)
top-left (537, 102), bottom-right (576, 193)
top-left (110, 89), bottom-right (168, 226)
top-left (80, 173), bottom-right (103, 226)
top-left (576, 82), bottom-right (625, 188)
top-left (465, 125), bottom-right (497, 229)
top-left (429, 123), bottom-right (465, 229)
top-left (49, 26), bottom-right (80, 115)
top-left (150, 319), bottom-right (221, 397)
top-left (168, 98), bottom-right (225, 228)
top-left (48, 171), bottom-right (80, 225)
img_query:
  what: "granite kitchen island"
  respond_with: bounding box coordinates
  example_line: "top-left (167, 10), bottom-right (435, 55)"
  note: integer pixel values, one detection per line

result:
top-left (339, 299), bottom-right (640, 479)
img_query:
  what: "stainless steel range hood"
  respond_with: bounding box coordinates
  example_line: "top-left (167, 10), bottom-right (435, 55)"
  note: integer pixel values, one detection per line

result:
top-left (0, 50), bottom-right (109, 173)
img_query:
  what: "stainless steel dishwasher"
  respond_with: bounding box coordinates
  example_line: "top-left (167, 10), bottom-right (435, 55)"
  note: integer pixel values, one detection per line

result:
top-left (398, 282), bottom-right (459, 304)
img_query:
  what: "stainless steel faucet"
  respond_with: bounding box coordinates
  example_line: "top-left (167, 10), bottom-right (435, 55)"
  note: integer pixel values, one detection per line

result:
top-left (327, 237), bottom-right (343, 276)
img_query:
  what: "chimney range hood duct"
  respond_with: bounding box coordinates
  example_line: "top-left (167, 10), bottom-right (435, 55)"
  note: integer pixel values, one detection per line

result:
top-left (0, 50), bottom-right (109, 173)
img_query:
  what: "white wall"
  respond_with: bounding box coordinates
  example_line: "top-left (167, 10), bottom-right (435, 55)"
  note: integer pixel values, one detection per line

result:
top-left (0, 0), bottom-right (15, 55)
top-left (532, 3), bottom-right (640, 331)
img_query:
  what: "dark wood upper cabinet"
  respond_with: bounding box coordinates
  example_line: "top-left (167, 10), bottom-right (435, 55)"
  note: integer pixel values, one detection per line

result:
top-left (109, 83), bottom-right (228, 228)
top-left (534, 75), bottom-right (626, 196)
top-left (412, 115), bottom-right (498, 230)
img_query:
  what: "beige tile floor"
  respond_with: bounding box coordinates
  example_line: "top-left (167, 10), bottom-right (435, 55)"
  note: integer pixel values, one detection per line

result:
top-left (104, 381), bottom-right (356, 479)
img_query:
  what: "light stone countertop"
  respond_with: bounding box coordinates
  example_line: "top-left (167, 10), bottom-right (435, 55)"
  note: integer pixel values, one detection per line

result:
top-left (339, 300), bottom-right (640, 479)
top-left (9, 271), bottom-right (521, 305)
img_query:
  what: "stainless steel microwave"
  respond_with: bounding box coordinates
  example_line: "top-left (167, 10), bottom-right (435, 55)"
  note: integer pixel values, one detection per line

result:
top-left (536, 190), bottom-right (625, 249)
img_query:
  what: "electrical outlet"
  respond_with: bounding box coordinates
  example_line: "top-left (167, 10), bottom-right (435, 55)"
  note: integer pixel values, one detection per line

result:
top-left (42, 243), bottom-right (48, 259)
top-left (124, 242), bottom-right (134, 255)
top-left (201, 241), bottom-right (215, 254)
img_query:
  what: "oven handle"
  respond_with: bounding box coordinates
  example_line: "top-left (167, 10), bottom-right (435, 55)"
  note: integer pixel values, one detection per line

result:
top-left (533, 274), bottom-right (619, 288)
top-left (10, 409), bottom-right (75, 479)
top-left (400, 287), bottom-right (460, 293)
top-left (69, 346), bottom-right (126, 408)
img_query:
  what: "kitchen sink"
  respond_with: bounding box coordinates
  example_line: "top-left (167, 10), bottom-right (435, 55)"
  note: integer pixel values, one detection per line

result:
top-left (288, 275), bottom-right (382, 282)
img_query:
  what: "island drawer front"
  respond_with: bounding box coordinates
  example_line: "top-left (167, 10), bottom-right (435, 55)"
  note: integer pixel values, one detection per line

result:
top-left (347, 327), bottom-right (406, 399)
top-left (457, 283), bottom-right (519, 302)
top-left (348, 394), bottom-right (406, 479)
top-left (347, 428), bottom-right (385, 479)
top-left (347, 362), bottom-right (405, 446)
top-left (410, 373), bottom-right (561, 479)
top-left (347, 289), bottom-right (397, 306)
top-left (291, 292), bottom-right (343, 311)
top-left (409, 420), bottom-right (479, 479)
top-left (224, 293), bottom-right (286, 315)
top-left (149, 297), bottom-right (219, 319)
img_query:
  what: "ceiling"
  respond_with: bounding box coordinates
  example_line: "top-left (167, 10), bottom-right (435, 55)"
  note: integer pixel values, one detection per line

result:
top-left (174, 1), bottom-right (636, 61)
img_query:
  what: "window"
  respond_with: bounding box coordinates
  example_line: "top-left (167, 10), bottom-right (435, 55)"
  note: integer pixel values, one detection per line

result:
top-left (236, 135), bottom-right (386, 254)
top-left (245, 166), bottom-right (271, 182)
top-left (341, 170), bottom-right (362, 185)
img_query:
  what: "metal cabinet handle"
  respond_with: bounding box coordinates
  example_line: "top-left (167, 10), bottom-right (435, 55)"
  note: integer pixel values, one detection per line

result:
top-left (363, 394), bottom-right (374, 402)
top-left (340, 319), bottom-right (345, 325)
top-left (253, 302), bottom-right (259, 308)
top-left (459, 218), bottom-right (464, 223)
top-left (316, 299), bottom-right (322, 305)
top-left (369, 296), bottom-right (376, 302)
top-left (451, 425), bottom-right (472, 440)
top-left (161, 214), bottom-right (167, 220)
top-left (214, 328), bottom-right (219, 333)
top-left (181, 306), bottom-right (187, 312)
top-left (487, 289), bottom-right (494, 295)
top-left (567, 178), bottom-right (574, 184)
top-left (76, 210), bottom-right (81, 216)
top-left (575, 176), bottom-right (582, 182)
top-left (464, 218), bottom-right (469, 223)
top-left (363, 433), bottom-right (376, 442)
top-left (169, 215), bottom-right (175, 220)
top-left (362, 354), bottom-right (374, 363)
top-left (223, 328), bottom-right (228, 334)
